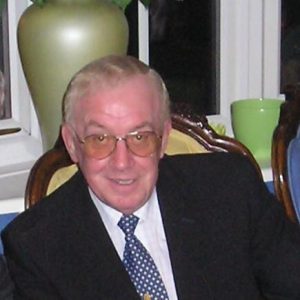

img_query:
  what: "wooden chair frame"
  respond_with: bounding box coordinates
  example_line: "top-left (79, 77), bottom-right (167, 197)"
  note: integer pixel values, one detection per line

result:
top-left (272, 86), bottom-right (300, 222)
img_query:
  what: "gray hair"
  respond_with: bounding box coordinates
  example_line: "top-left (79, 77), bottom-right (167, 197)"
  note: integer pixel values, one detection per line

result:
top-left (62, 55), bottom-right (170, 127)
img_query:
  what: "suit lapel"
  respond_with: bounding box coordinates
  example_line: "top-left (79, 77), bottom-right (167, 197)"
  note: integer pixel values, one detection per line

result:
top-left (63, 172), bottom-right (140, 299)
top-left (157, 158), bottom-right (214, 299)
top-left (67, 161), bottom-right (215, 299)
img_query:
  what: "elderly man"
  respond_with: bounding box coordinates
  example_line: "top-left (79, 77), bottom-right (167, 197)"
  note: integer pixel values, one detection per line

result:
top-left (2, 55), bottom-right (300, 299)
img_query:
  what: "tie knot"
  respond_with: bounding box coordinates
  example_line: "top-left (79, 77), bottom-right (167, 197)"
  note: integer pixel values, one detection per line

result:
top-left (118, 214), bottom-right (139, 236)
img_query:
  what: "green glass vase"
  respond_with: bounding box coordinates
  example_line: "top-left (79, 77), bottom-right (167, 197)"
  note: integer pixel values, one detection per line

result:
top-left (18, 0), bottom-right (129, 150)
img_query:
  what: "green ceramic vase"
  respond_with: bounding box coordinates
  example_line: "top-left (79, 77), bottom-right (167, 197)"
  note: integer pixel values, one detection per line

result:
top-left (18, 0), bottom-right (129, 150)
top-left (231, 98), bottom-right (282, 168)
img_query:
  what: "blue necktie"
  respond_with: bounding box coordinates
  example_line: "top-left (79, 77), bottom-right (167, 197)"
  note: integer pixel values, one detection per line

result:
top-left (118, 214), bottom-right (169, 300)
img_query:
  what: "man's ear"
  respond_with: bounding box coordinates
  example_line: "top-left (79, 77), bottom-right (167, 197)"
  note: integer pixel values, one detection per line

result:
top-left (61, 124), bottom-right (79, 163)
top-left (159, 119), bottom-right (172, 158)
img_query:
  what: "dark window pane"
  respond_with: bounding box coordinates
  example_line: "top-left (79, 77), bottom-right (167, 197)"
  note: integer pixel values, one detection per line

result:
top-left (125, 0), bottom-right (139, 57)
top-left (0, 1), bottom-right (11, 120)
top-left (281, 0), bottom-right (300, 92)
top-left (127, 0), bottom-right (218, 115)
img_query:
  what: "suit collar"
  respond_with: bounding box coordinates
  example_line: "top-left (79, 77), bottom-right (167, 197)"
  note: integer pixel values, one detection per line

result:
top-left (64, 172), bottom-right (140, 299)
top-left (71, 164), bottom-right (214, 299)
top-left (157, 157), bottom-right (215, 299)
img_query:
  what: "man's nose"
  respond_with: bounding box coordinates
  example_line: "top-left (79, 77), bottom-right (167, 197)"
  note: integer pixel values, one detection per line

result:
top-left (110, 139), bottom-right (133, 169)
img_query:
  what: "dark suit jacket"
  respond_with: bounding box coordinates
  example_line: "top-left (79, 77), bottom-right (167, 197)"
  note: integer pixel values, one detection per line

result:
top-left (0, 255), bottom-right (14, 300)
top-left (2, 153), bottom-right (300, 299)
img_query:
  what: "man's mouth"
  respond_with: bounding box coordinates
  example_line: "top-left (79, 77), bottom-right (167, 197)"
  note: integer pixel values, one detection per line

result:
top-left (114, 179), bottom-right (134, 185)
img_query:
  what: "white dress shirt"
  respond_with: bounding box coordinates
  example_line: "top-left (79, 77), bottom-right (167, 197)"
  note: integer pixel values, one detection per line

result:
top-left (89, 188), bottom-right (178, 300)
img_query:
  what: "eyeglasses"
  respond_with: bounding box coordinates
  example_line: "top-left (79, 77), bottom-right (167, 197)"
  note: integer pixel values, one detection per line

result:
top-left (74, 130), bottom-right (162, 159)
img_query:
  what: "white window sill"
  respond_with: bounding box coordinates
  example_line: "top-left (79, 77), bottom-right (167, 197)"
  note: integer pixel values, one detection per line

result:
top-left (0, 197), bottom-right (24, 214)
top-left (0, 126), bottom-right (43, 204)
top-left (261, 167), bottom-right (273, 183)
top-left (0, 133), bottom-right (42, 172)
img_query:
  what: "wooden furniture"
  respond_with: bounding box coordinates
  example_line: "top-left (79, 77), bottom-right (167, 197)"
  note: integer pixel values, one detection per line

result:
top-left (272, 85), bottom-right (300, 222)
top-left (25, 103), bottom-right (261, 209)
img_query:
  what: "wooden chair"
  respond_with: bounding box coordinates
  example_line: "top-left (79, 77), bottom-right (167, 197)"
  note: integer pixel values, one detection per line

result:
top-left (25, 103), bottom-right (261, 209)
top-left (271, 85), bottom-right (300, 222)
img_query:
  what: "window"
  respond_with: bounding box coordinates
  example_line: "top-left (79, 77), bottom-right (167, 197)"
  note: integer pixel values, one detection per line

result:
top-left (126, 0), bottom-right (218, 115)
top-left (0, 1), bottom-right (10, 120)
top-left (126, 0), bottom-right (282, 125)
top-left (281, 0), bottom-right (300, 92)
top-left (219, 0), bottom-right (282, 124)
top-left (0, 0), bottom-right (284, 208)
top-left (0, 0), bottom-right (42, 211)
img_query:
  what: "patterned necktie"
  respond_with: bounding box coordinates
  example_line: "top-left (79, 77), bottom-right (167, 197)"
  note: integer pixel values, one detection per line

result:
top-left (118, 214), bottom-right (169, 300)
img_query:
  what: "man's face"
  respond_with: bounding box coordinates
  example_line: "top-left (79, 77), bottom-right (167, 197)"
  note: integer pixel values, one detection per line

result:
top-left (62, 75), bottom-right (171, 214)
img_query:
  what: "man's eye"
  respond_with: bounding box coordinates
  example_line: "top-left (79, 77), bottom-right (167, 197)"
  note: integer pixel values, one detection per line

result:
top-left (135, 134), bottom-right (144, 141)
top-left (96, 135), bottom-right (106, 142)
top-left (89, 135), bottom-right (107, 145)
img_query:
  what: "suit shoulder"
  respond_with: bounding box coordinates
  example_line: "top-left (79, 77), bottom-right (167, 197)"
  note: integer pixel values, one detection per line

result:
top-left (2, 171), bottom-right (86, 240)
top-left (161, 152), bottom-right (255, 175)
top-left (159, 153), bottom-right (263, 195)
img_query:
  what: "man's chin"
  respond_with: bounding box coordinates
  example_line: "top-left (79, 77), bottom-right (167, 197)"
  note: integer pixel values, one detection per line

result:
top-left (111, 198), bottom-right (145, 215)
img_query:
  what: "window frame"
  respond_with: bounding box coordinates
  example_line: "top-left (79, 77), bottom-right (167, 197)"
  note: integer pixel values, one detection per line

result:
top-left (136, 0), bottom-right (282, 135)
top-left (0, 0), bottom-right (42, 208)
top-left (219, 0), bottom-right (282, 128)
top-left (0, 0), bottom-right (283, 209)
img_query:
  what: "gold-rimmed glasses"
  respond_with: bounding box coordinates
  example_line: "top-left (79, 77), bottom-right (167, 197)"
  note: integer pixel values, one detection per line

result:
top-left (73, 130), bottom-right (162, 160)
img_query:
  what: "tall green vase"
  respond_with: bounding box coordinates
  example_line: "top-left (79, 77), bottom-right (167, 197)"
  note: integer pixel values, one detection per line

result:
top-left (17, 0), bottom-right (129, 150)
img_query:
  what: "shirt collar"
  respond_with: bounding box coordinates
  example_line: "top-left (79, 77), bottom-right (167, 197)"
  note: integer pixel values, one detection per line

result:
top-left (89, 187), bottom-right (158, 227)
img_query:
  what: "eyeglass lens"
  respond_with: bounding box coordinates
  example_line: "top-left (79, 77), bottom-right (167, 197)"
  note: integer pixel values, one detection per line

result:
top-left (82, 131), bottom-right (161, 159)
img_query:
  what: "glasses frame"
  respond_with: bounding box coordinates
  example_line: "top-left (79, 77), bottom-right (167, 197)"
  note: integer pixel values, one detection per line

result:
top-left (71, 128), bottom-right (162, 159)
